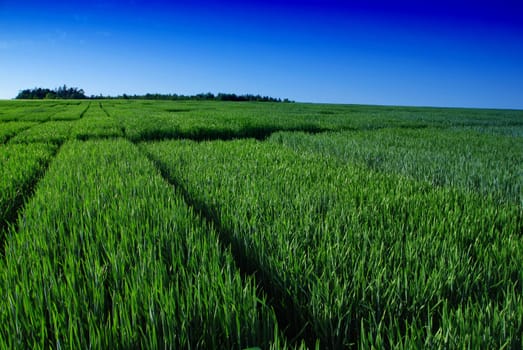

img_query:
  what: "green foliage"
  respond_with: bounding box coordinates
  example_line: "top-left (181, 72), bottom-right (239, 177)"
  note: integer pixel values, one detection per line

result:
top-left (0, 143), bottom-right (56, 232)
top-left (453, 125), bottom-right (523, 138)
top-left (50, 101), bottom-right (90, 121)
top-left (103, 100), bottom-right (523, 142)
top-left (70, 103), bottom-right (123, 140)
top-left (0, 122), bottom-right (37, 143)
top-left (269, 128), bottom-right (523, 205)
top-left (0, 101), bottom-right (64, 122)
top-left (91, 92), bottom-right (290, 102)
top-left (142, 139), bottom-right (523, 348)
top-left (9, 121), bottom-right (75, 144)
top-left (104, 100), bottom-right (330, 141)
top-left (0, 139), bottom-right (282, 348)
top-left (1, 99), bottom-right (522, 348)
top-left (16, 85), bottom-right (87, 99)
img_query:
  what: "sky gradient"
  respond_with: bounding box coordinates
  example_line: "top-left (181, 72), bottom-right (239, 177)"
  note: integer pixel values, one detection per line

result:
top-left (1, 0), bottom-right (522, 108)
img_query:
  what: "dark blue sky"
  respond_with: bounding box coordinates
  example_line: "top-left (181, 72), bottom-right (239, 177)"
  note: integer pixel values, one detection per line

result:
top-left (1, 0), bottom-right (522, 108)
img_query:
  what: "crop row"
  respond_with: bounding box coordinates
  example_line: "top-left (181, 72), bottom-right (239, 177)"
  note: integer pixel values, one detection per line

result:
top-left (0, 102), bottom-right (63, 122)
top-left (0, 101), bottom-right (89, 122)
top-left (104, 100), bottom-right (328, 141)
top-left (2, 103), bottom-right (119, 144)
top-left (269, 128), bottom-right (523, 205)
top-left (0, 139), bottom-right (287, 349)
top-left (70, 103), bottom-right (122, 140)
top-left (103, 100), bottom-right (523, 142)
top-left (9, 121), bottom-right (76, 144)
top-left (3, 100), bottom-right (523, 144)
top-left (0, 143), bottom-right (56, 238)
top-left (0, 122), bottom-right (37, 143)
top-left (142, 139), bottom-right (523, 348)
top-left (455, 125), bottom-right (523, 138)
top-left (49, 101), bottom-right (90, 121)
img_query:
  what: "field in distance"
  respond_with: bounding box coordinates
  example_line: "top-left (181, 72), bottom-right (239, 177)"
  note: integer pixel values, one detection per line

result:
top-left (1, 99), bottom-right (522, 349)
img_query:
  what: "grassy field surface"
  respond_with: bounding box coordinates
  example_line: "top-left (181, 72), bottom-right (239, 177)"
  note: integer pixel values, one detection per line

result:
top-left (0, 139), bottom-right (283, 349)
top-left (269, 128), bottom-right (523, 205)
top-left (0, 100), bottom-right (521, 349)
top-left (142, 139), bottom-right (522, 348)
top-left (0, 143), bottom-right (56, 235)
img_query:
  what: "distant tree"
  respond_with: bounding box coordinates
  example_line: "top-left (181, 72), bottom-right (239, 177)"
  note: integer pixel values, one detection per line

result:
top-left (16, 89), bottom-right (32, 99)
top-left (15, 85), bottom-right (87, 99)
top-left (16, 88), bottom-right (51, 99)
top-left (16, 88), bottom-right (291, 102)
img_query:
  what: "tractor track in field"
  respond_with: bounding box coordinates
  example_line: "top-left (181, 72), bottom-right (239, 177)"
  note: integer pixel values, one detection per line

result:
top-left (1, 143), bottom-right (64, 258)
top-left (128, 125), bottom-right (339, 143)
top-left (1, 120), bottom-right (48, 144)
top-left (143, 150), bottom-right (317, 349)
top-left (122, 124), bottom-right (440, 144)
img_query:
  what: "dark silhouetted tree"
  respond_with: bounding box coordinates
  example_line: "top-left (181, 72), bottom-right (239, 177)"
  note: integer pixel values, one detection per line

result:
top-left (16, 85), bottom-right (87, 99)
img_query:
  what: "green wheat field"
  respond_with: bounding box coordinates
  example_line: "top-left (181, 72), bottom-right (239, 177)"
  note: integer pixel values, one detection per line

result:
top-left (1, 100), bottom-right (522, 349)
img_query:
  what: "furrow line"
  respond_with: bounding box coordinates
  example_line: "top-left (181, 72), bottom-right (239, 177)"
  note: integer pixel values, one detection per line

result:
top-left (142, 148), bottom-right (313, 348)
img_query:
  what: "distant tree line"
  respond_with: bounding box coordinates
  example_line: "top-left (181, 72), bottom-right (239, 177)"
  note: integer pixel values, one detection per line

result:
top-left (16, 86), bottom-right (292, 102)
top-left (91, 92), bottom-right (293, 103)
top-left (16, 85), bottom-right (87, 99)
